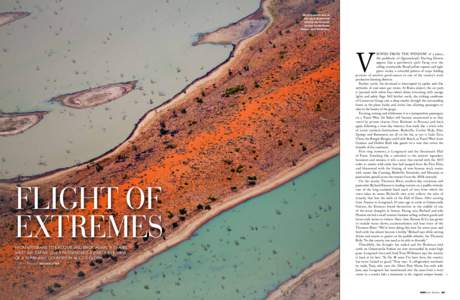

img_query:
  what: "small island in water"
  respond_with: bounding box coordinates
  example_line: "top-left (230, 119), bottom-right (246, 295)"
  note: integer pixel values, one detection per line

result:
top-left (0, 111), bottom-right (47, 136)
top-left (0, 0), bottom-right (340, 299)
top-left (50, 80), bottom-right (137, 109)
top-left (0, 12), bottom-right (30, 27)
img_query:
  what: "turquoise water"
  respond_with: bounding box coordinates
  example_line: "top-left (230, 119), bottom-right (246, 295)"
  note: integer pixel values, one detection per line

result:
top-left (88, 156), bottom-right (339, 300)
top-left (0, 0), bottom-right (260, 178)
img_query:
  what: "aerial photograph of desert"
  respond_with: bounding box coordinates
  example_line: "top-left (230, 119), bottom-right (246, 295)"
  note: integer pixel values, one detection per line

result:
top-left (0, 0), bottom-right (339, 299)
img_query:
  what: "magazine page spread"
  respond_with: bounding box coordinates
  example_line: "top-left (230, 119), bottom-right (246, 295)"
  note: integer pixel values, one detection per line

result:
top-left (0, 0), bottom-right (340, 300)
top-left (1, 0), bottom-right (459, 300)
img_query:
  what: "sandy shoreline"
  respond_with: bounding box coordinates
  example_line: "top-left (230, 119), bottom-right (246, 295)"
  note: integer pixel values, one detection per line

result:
top-left (51, 144), bottom-right (338, 300)
top-left (265, 249), bottom-right (340, 300)
top-left (0, 12), bottom-right (30, 28)
top-left (193, 2), bottom-right (269, 46)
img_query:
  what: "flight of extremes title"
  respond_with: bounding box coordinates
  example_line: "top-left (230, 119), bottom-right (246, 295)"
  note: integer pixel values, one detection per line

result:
top-left (15, 186), bottom-right (163, 239)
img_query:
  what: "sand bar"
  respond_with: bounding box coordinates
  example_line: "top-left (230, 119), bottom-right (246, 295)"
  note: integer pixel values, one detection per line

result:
top-left (50, 81), bottom-right (137, 109)
top-left (0, 111), bottom-right (47, 136)
top-left (0, 0), bottom-right (340, 298)
top-left (195, 17), bottom-right (269, 45)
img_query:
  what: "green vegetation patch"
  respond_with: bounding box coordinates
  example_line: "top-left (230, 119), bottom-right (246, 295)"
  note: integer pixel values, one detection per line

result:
top-left (222, 85), bottom-right (246, 97)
